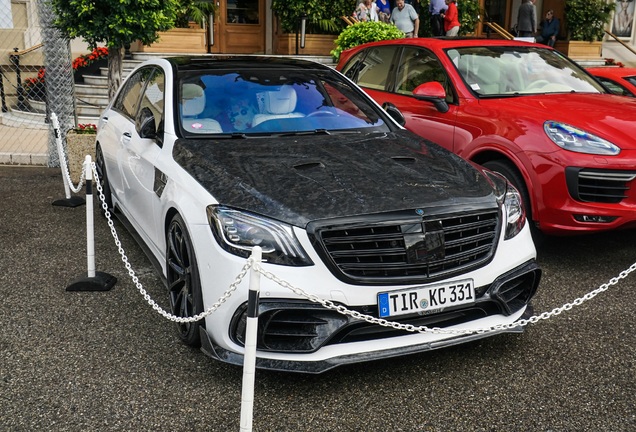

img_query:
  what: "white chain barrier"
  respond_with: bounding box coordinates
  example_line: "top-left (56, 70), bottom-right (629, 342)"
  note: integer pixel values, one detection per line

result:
top-left (87, 161), bottom-right (636, 335)
top-left (90, 162), bottom-right (248, 323)
top-left (51, 113), bottom-right (86, 195)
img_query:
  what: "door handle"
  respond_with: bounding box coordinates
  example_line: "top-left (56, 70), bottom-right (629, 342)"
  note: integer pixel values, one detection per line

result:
top-left (121, 132), bottom-right (132, 145)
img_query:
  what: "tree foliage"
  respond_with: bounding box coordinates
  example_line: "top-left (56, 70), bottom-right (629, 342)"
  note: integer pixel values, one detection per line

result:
top-left (271, 0), bottom-right (356, 34)
top-left (331, 21), bottom-right (405, 62)
top-left (52, 0), bottom-right (180, 49)
top-left (52, 0), bottom-right (180, 98)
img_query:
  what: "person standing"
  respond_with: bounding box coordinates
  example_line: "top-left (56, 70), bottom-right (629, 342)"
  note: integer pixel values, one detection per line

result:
top-left (441, 0), bottom-right (460, 36)
top-left (429, 0), bottom-right (446, 36)
top-left (536, 10), bottom-right (559, 47)
top-left (391, 0), bottom-right (420, 38)
top-left (355, 0), bottom-right (380, 22)
top-left (377, 0), bottom-right (392, 23)
top-left (516, 0), bottom-right (537, 37)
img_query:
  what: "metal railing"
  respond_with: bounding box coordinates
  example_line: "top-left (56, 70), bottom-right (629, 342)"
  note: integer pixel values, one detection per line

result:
top-left (604, 30), bottom-right (636, 60)
top-left (483, 21), bottom-right (514, 40)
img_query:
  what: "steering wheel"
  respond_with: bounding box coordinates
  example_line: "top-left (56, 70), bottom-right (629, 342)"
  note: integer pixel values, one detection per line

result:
top-left (307, 110), bottom-right (337, 117)
top-left (526, 80), bottom-right (551, 91)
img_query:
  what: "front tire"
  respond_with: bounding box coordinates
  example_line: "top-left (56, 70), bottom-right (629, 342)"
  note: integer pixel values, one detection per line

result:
top-left (95, 144), bottom-right (113, 213)
top-left (167, 214), bottom-right (204, 347)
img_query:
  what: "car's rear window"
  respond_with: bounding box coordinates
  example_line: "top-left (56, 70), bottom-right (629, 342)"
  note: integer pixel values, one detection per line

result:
top-left (177, 69), bottom-right (390, 136)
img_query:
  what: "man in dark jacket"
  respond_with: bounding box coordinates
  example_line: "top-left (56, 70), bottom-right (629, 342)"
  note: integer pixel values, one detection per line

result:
top-left (516, 0), bottom-right (536, 37)
top-left (536, 10), bottom-right (559, 47)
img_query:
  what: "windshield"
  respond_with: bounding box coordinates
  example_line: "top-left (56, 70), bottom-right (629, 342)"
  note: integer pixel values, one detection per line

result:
top-left (178, 69), bottom-right (390, 136)
top-left (446, 46), bottom-right (606, 96)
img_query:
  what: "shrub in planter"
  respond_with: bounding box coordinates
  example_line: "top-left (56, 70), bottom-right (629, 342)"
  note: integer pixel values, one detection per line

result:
top-left (331, 21), bottom-right (405, 62)
top-left (272, 0), bottom-right (355, 35)
top-left (564, 0), bottom-right (613, 41)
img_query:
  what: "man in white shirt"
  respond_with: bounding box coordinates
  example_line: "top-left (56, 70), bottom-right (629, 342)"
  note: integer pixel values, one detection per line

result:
top-left (391, 0), bottom-right (420, 38)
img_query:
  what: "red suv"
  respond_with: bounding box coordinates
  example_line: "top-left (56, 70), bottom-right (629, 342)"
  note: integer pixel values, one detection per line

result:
top-left (337, 38), bottom-right (636, 236)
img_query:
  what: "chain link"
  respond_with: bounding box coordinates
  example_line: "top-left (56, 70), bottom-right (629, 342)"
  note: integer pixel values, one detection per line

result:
top-left (90, 163), bottom-right (247, 323)
top-left (252, 261), bottom-right (636, 336)
top-left (88, 162), bottom-right (635, 334)
top-left (59, 147), bottom-right (85, 194)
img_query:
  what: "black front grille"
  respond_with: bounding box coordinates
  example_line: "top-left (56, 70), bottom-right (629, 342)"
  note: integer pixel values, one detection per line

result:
top-left (566, 167), bottom-right (636, 203)
top-left (310, 210), bottom-right (500, 285)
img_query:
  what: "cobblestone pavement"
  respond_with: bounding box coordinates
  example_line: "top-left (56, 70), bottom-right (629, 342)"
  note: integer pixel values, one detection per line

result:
top-left (1, 166), bottom-right (634, 432)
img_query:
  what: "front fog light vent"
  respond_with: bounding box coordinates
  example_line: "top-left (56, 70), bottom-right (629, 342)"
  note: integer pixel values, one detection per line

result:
top-left (491, 268), bottom-right (541, 315)
top-left (573, 215), bottom-right (617, 224)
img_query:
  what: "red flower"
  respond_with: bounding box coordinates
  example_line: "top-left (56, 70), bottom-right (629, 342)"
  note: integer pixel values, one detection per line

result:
top-left (72, 47), bottom-right (109, 70)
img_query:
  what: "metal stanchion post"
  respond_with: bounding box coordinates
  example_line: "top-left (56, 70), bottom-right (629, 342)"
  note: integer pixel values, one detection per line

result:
top-left (239, 246), bottom-right (262, 432)
top-left (66, 156), bottom-right (117, 292)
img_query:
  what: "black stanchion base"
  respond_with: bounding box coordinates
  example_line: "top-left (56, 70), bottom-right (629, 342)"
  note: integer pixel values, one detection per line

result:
top-left (66, 271), bottom-right (117, 292)
top-left (52, 196), bottom-right (86, 207)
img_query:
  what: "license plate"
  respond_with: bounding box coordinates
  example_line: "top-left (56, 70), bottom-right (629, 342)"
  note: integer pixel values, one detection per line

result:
top-left (378, 279), bottom-right (475, 318)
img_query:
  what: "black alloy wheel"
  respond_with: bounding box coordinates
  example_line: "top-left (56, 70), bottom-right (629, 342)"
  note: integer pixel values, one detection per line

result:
top-left (167, 214), bottom-right (204, 346)
top-left (94, 144), bottom-right (113, 213)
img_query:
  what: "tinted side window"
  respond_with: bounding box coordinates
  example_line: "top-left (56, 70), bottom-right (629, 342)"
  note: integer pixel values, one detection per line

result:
top-left (352, 46), bottom-right (396, 91)
top-left (596, 77), bottom-right (634, 97)
top-left (396, 47), bottom-right (453, 103)
top-left (113, 68), bottom-right (148, 118)
top-left (136, 69), bottom-right (165, 136)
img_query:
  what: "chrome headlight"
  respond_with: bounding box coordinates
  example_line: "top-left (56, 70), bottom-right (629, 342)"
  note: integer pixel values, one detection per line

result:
top-left (483, 170), bottom-right (526, 240)
top-left (207, 206), bottom-right (313, 266)
top-left (544, 121), bottom-right (620, 156)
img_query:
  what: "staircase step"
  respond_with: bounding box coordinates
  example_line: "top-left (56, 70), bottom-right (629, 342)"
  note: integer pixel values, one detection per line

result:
top-left (75, 94), bottom-right (109, 106)
top-left (83, 75), bottom-right (108, 86)
top-left (75, 83), bottom-right (108, 97)
top-left (100, 66), bottom-right (134, 78)
top-left (76, 104), bottom-right (104, 117)
top-left (0, 110), bottom-right (48, 129)
top-left (5, 108), bottom-right (99, 127)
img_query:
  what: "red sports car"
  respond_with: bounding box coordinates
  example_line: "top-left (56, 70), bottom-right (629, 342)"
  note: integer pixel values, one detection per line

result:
top-left (337, 38), bottom-right (636, 236)
top-left (587, 67), bottom-right (636, 97)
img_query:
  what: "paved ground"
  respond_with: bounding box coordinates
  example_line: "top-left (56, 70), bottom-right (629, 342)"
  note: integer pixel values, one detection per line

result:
top-left (1, 166), bottom-right (635, 431)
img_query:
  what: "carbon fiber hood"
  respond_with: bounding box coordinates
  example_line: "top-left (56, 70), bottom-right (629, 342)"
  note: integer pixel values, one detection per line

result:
top-left (173, 131), bottom-right (497, 227)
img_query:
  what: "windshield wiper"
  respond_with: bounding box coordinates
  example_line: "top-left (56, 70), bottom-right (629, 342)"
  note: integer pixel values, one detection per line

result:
top-left (279, 129), bottom-right (332, 137)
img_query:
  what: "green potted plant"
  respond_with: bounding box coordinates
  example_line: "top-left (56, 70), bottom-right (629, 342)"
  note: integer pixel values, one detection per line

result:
top-left (331, 21), bottom-right (405, 62)
top-left (271, 0), bottom-right (355, 55)
top-left (175, 0), bottom-right (216, 29)
top-left (558, 0), bottom-right (614, 58)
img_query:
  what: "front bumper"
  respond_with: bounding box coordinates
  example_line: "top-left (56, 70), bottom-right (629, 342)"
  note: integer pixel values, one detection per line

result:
top-left (199, 259), bottom-right (541, 373)
top-left (529, 150), bottom-right (636, 234)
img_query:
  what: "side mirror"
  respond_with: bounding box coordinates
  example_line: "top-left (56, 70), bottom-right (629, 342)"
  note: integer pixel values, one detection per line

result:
top-left (382, 102), bottom-right (406, 127)
top-left (413, 82), bottom-right (450, 113)
top-left (136, 107), bottom-right (157, 139)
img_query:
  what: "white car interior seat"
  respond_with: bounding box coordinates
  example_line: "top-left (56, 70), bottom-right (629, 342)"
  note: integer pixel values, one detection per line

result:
top-left (251, 85), bottom-right (304, 127)
top-left (181, 83), bottom-right (223, 133)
